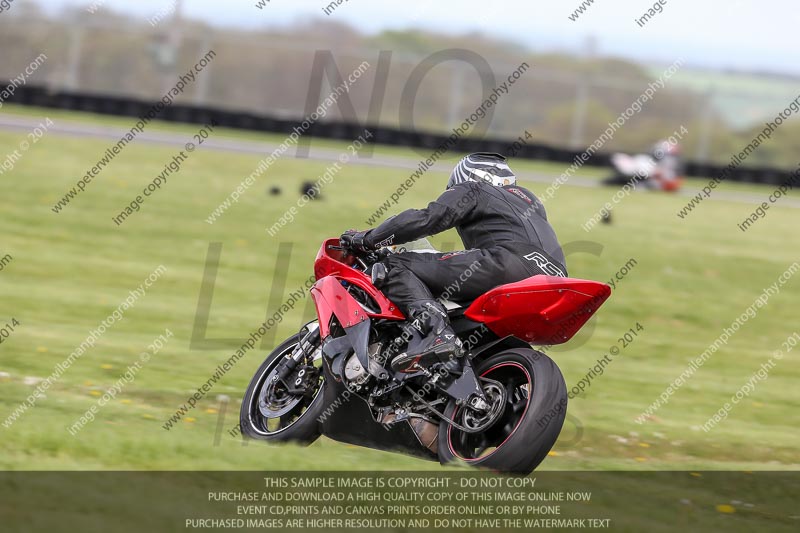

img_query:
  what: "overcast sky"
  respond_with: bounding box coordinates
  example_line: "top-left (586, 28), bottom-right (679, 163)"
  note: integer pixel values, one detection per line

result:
top-left (38, 0), bottom-right (800, 75)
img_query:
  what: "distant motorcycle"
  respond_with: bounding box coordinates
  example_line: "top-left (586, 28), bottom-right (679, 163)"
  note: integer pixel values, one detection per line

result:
top-left (603, 151), bottom-right (684, 192)
top-left (241, 238), bottom-right (610, 474)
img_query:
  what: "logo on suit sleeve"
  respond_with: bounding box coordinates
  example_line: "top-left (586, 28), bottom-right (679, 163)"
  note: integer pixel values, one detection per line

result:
top-left (376, 235), bottom-right (395, 247)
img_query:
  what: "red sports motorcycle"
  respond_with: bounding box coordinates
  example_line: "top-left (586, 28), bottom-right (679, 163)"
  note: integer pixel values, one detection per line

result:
top-left (241, 238), bottom-right (610, 474)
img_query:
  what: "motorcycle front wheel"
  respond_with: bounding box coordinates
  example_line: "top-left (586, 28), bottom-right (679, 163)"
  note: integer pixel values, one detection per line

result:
top-left (239, 333), bottom-right (326, 444)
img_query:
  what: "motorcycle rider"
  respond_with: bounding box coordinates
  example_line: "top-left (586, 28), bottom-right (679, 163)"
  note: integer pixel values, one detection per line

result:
top-left (648, 139), bottom-right (684, 191)
top-left (341, 153), bottom-right (567, 371)
top-left (603, 139), bottom-right (684, 191)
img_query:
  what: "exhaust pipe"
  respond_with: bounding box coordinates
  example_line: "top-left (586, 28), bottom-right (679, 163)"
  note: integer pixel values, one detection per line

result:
top-left (409, 417), bottom-right (438, 454)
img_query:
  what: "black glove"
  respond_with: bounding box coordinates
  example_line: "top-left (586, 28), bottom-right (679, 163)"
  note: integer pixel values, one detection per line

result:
top-left (340, 230), bottom-right (371, 252)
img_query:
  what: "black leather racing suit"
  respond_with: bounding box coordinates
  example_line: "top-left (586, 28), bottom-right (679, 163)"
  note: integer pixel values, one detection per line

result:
top-left (363, 180), bottom-right (567, 315)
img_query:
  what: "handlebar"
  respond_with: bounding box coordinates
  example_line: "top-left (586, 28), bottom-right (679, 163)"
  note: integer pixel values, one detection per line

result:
top-left (337, 242), bottom-right (391, 272)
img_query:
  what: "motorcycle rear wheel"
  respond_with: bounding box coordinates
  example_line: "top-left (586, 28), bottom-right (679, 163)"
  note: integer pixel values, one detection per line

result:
top-left (437, 348), bottom-right (567, 474)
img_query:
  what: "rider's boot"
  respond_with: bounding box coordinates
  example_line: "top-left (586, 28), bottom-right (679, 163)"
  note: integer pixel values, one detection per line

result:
top-left (391, 300), bottom-right (463, 373)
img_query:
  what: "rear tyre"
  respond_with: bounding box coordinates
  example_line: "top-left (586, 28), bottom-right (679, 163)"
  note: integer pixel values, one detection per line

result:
top-left (437, 348), bottom-right (567, 474)
top-left (240, 334), bottom-right (325, 444)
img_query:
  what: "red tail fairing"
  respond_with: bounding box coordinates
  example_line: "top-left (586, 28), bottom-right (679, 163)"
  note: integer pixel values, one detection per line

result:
top-left (464, 276), bottom-right (611, 345)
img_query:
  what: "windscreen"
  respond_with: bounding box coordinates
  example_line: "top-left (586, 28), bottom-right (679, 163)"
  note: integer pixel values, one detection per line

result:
top-left (388, 238), bottom-right (439, 253)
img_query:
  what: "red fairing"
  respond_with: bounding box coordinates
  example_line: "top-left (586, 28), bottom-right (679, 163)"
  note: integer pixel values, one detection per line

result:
top-left (464, 276), bottom-right (611, 345)
top-left (311, 240), bottom-right (404, 337)
top-left (311, 277), bottom-right (371, 338)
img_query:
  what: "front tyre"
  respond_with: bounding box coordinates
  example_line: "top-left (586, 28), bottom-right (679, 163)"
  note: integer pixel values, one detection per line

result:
top-left (438, 348), bottom-right (567, 474)
top-left (240, 334), bottom-right (325, 444)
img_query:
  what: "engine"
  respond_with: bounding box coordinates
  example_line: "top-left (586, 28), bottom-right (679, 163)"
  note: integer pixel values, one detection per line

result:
top-left (342, 342), bottom-right (387, 389)
top-left (343, 352), bottom-right (370, 386)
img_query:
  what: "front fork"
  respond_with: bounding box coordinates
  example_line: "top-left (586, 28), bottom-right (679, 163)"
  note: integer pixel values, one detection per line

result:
top-left (274, 323), bottom-right (321, 382)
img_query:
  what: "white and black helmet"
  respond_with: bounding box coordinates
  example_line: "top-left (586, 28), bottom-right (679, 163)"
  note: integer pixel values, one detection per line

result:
top-left (447, 153), bottom-right (516, 189)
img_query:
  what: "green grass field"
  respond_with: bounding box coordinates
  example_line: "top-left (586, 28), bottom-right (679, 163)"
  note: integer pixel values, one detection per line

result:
top-left (0, 104), bottom-right (798, 480)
